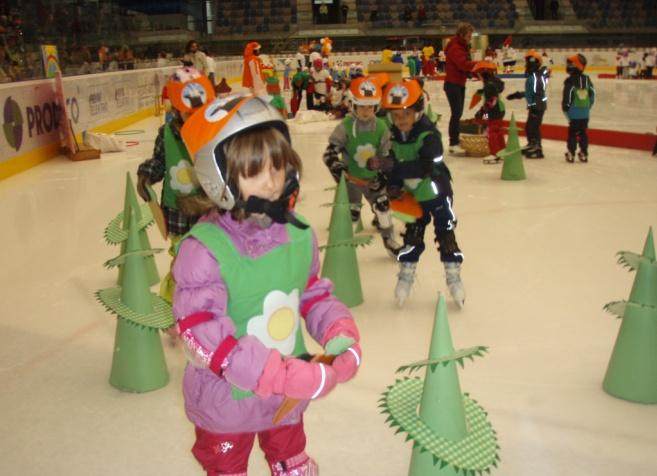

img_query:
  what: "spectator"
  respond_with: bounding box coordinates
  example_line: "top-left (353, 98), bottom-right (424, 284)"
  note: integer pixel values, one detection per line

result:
top-left (443, 22), bottom-right (476, 156)
top-left (202, 48), bottom-right (216, 86)
top-left (319, 3), bottom-right (329, 24)
top-left (341, 3), bottom-right (349, 23)
top-left (417, 4), bottom-right (427, 25)
top-left (183, 40), bottom-right (209, 75)
top-left (98, 43), bottom-right (109, 71)
top-left (550, 0), bottom-right (559, 20)
top-left (156, 51), bottom-right (168, 68)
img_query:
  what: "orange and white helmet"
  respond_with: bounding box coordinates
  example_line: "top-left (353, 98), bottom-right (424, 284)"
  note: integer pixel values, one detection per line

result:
top-left (348, 76), bottom-right (382, 107)
top-left (472, 61), bottom-right (498, 75)
top-left (166, 66), bottom-right (216, 114)
top-left (524, 49), bottom-right (543, 64)
top-left (180, 94), bottom-right (290, 210)
top-left (382, 79), bottom-right (424, 112)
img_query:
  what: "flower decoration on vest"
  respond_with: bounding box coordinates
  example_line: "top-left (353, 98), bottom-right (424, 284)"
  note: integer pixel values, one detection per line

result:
top-left (169, 161), bottom-right (199, 194)
top-left (354, 143), bottom-right (377, 169)
top-left (247, 289), bottom-right (301, 355)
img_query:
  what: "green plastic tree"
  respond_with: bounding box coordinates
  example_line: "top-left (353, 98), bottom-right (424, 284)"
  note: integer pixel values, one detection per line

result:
top-left (603, 227), bottom-right (657, 404)
top-left (500, 114), bottom-right (526, 181)
top-left (104, 173), bottom-right (159, 286)
top-left (97, 209), bottom-right (173, 392)
top-left (320, 174), bottom-right (372, 307)
top-left (380, 295), bottom-right (499, 475)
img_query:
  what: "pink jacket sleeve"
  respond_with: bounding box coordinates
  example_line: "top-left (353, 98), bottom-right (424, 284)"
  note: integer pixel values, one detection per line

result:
top-left (300, 232), bottom-right (356, 344)
top-left (172, 237), bottom-right (271, 391)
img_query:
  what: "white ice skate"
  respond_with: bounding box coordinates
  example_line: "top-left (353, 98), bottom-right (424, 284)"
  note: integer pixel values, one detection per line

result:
top-left (448, 144), bottom-right (467, 157)
top-left (444, 262), bottom-right (465, 308)
top-left (565, 151), bottom-right (575, 163)
top-left (395, 262), bottom-right (417, 307)
top-left (577, 151), bottom-right (588, 163)
top-left (483, 154), bottom-right (501, 165)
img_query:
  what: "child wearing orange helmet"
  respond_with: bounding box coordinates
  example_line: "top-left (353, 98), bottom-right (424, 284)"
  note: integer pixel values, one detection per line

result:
top-left (136, 66), bottom-right (216, 303)
top-left (382, 79), bottom-right (465, 308)
top-left (322, 76), bottom-right (402, 257)
top-left (174, 94), bottom-right (360, 476)
top-left (472, 61), bottom-right (507, 164)
top-left (242, 41), bottom-right (266, 95)
top-left (562, 53), bottom-right (595, 163)
top-left (506, 49), bottom-right (549, 158)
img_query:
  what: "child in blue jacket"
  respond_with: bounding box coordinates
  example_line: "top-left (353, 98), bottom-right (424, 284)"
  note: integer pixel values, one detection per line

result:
top-left (562, 53), bottom-right (595, 163)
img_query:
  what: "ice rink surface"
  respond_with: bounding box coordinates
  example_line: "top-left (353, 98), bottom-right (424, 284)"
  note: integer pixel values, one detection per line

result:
top-left (1, 73), bottom-right (657, 475)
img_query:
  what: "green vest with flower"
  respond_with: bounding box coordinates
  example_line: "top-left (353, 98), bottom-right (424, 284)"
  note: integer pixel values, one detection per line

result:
top-left (343, 116), bottom-right (387, 180)
top-left (391, 130), bottom-right (438, 202)
top-left (163, 124), bottom-right (199, 209)
top-left (185, 218), bottom-right (312, 399)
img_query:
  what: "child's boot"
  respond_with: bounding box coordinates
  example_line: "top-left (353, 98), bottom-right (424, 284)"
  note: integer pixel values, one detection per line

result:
top-left (525, 145), bottom-right (544, 159)
top-left (565, 151), bottom-right (575, 163)
top-left (444, 261), bottom-right (465, 308)
top-left (577, 151), bottom-right (588, 163)
top-left (271, 453), bottom-right (319, 476)
top-left (395, 262), bottom-right (418, 307)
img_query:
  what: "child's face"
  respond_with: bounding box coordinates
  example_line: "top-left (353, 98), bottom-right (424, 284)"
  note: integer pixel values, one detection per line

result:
top-left (238, 149), bottom-right (286, 202)
top-left (355, 105), bottom-right (375, 121)
top-left (391, 109), bottom-right (416, 133)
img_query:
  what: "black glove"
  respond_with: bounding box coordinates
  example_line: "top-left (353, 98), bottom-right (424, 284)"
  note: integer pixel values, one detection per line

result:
top-left (366, 155), bottom-right (394, 173)
top-left (506, 91), bottom-right (524, 101)
top-left (387, 183), bottom-right (403, 200)
top-left (136, 175), bottom-right (151, 202)
top-left (474, 109), bottom-right (484, 120)
top-left (368, 173), bottom-right (386, 193)
top-left (328, 160), bottom-right (347, 183)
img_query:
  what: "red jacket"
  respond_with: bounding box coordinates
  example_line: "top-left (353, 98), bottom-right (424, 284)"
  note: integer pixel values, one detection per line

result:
top-left (444, 35), bottom-right (475, 87)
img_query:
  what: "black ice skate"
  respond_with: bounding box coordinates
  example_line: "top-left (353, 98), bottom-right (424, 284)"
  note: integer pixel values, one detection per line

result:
top-left (577, 151), bottom-right (588, 163)
top-left (525, 147), bottom-right (544, 159)
top-left (565, 152), bottom-right (575, 163)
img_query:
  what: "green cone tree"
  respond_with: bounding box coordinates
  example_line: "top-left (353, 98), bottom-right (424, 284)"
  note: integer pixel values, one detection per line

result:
top-left (380, 295), bottom-right (499, 475)
top-left (320, 174), bottom-right (372, 307)
top-left (603, 227), bottom-right (657, 403)
top-left (500, 114), bottom-right (526, 181)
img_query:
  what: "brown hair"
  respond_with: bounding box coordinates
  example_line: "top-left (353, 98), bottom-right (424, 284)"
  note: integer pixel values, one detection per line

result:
top-left (179, 126), bottom-right (301, 219)
top-left (456, 22), bottom-right (474, 39)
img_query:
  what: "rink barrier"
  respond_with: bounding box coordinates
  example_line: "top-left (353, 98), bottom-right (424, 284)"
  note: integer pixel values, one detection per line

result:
top-left (506, 120), bottom-right (656, 151)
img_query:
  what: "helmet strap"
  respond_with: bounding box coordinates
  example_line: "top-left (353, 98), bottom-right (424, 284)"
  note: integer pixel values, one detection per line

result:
top-left (236, 174), bottom-right (308, 229)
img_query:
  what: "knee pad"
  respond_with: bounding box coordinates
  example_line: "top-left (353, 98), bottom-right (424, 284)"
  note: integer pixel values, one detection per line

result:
top-left (373, 194), bottom-right (390, 213)
top-left (436, 230), bottom-right (461, 257)
top-left (402, 223), bottom-right (425, 247)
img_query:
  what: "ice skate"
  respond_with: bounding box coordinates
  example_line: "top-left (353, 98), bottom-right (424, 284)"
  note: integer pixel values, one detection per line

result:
top-left (371, 215), bottom-right (382, 231)
top-left (521, 144), bottom-right (533, 156)
top-left (444, 261), bottom-right (465, 308)
top-left (524, 146), bottom-right (544, 159)
top-left (395, 262), bottom-right (417, 307)
top-left (483, 154), bottom-right (501, 164)
top-left (577, 151), bottom-right (588, 163)
top-left (448, 144), bottom-right (467, 157)
top-left (565, 151), bottom-right (575, 163)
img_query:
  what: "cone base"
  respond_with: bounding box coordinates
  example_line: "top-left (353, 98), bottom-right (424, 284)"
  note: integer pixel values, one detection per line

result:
top-left (109, 317), bottom-right (170, 393)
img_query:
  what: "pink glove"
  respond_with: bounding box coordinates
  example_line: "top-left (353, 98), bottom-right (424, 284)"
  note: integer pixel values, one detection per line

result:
top-left (332, 343), bottom-right (361, 383)
top-left (255, 350), bottom-right (337, 400)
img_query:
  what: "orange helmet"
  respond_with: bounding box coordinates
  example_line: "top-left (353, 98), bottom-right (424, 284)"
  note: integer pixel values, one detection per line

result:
top-left (472, 61), bottom-right (498, 74)
top-left (166, 66), bottom-right (216, 114)
top-left (382, 79), bottom-right (424, 111)
top-left (567, 53), bottom-right (586, 72)
top-left (348, 77), bottom-right (382, 106)
top-left (524, 49), bottom-right (542, 64)
top-left (367, 72), bottom-right (390, 89)
top-left (181, 94), bottom-right (290, 210)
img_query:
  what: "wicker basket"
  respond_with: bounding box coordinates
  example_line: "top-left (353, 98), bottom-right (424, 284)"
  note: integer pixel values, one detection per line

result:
top-left (459, 134), bottom-right (490, 157)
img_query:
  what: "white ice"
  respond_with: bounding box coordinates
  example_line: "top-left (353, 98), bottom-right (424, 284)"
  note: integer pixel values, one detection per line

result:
top-left (1, 73), bottom-right (657, 475)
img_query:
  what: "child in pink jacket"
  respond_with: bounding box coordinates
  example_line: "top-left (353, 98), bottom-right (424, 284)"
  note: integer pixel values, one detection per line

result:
top-left (174, 94), bottom-right (361, 476)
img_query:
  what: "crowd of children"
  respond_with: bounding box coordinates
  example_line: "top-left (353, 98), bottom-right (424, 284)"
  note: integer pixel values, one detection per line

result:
top-left (127, 30), bottom-right (629, 474)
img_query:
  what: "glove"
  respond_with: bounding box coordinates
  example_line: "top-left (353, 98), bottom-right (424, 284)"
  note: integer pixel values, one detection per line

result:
top-left (387, 183), bottom-right (403, 200)
top-left (328, 159), bottom-right (347, 182)
top-left (332, 343), bottom-right (361, 383)
top-left (136, 175), bottom-right (151, 202)
top-left (506, 91), bottom-right (524, 101)
top-left (254, 351), bottom-right (338, 400)
top-left (474, 109), bottom-right (484, 120)
top-left (368, 173), bottom-right (386, 193)
top-left (366, 155), bottom-right (394, 173)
